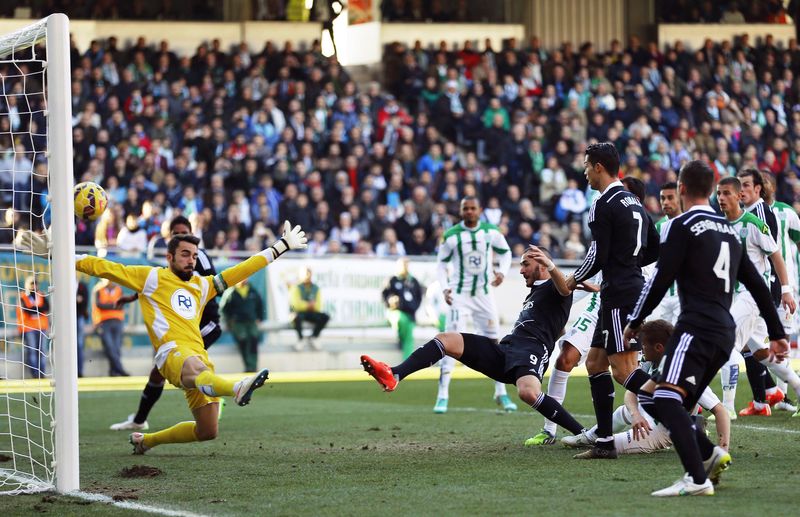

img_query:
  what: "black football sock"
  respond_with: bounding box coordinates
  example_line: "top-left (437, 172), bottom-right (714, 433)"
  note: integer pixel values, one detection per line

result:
top-left (693, 417), bottom-right (715, 461)
top-left (623, 368), bottom-right (651, 395)
top-left (392, 337), bottom-right (446, 381)
top-left (589, 371), bottom-right (615, 448)
top-left (654, 387), bottom-right (707, 484)
top-left (743, 352), bottom-right (767, 403)
top-left (531, 393), bottom-right (584, 434)
top-left (763, 368), bottom-right (777, 390)
top-left (134, 380), bottom-right (165, 424)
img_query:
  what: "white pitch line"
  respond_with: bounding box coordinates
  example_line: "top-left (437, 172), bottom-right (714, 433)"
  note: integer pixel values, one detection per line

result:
top-left (734, 423), bottom-right (800, 435)
top-left (68, 491), bottom-right (211, 517)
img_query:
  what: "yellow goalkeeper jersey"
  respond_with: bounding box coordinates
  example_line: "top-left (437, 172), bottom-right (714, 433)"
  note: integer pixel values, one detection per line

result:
top-left (76, 253), bottom-right (269, 354)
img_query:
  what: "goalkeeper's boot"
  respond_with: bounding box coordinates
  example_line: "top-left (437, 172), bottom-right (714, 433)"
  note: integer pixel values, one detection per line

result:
top-left (130, 432), bottom-right (150, 455)
top-left (765, 388), bottom-right (786, 406)
top-left (433, 398), bottom-right (448, 414)
top-left (738, 401), bottom-right (771, 417)
top-left (110, 413), bottom-right (149, 431)
top-left (495, 394), bottom-right (518, 412)
top-left (702, 445), bottom-right (732, 486)
top-left (525, 429), bottom-right (556, 446)
top-left (360, 355), bottom-right (398, 392)
top-left (234, 368), bottom-right (270, 407)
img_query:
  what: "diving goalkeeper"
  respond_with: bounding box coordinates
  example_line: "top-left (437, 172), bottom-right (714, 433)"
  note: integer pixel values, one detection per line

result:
top-left (18, 221), bottom-right (307, 454)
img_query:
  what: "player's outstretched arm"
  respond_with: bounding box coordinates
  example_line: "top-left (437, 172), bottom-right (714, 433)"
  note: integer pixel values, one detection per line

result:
top-left (526, 245), bottom-right (571, 296)
top-left (215, 221), bottom-right (307, 295)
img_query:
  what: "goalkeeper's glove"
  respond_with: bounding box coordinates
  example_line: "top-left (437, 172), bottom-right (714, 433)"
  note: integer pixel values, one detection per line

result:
top-left (265, 221), bottom-right (307, 260)
top-left (14, 227), bottom-right (51, 256)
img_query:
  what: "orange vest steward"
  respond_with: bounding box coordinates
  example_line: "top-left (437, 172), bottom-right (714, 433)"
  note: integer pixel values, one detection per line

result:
top-left (92, 285), bottom-right (124, 325)
top-left (17, 292), bottom-right (48, 332)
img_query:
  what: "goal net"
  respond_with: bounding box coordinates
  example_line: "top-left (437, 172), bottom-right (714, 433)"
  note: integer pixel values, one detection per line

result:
top-left (0, 15), bottom-right (78, 495)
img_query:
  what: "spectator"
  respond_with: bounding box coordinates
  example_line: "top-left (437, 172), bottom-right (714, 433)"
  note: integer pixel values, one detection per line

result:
top-left (92, 279), bottom-right (129, 377)
top-left (220, 278), bottom-right (264, 372)
top-left (381, 257), bottom-right (423, 358)
top-left (76, 275), bottom-right (89, 378)
top-left (376, 227), bottom-right (407, 257)
top-left (16, 275), bottom-right (49, 379)
top-left (289, 267), bottom-right (330, 351)
top-left (116, 213), bottom-right (148, 255)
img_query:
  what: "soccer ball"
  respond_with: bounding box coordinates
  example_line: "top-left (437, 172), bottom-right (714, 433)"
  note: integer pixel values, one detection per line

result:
top-left (73, 181), bottom-right (108, 222)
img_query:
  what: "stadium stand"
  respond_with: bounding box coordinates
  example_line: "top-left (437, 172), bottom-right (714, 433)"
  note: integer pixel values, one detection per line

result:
top-left (4, 16), bottom-right (800, 263)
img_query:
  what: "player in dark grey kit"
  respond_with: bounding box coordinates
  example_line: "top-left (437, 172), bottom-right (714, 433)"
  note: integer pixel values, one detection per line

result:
top-left (624, 160), bottom-right (788, 496)
top-left (360, 246), bottom-right (597, 437)
top-left (563, 143), bottom-right (660, 459)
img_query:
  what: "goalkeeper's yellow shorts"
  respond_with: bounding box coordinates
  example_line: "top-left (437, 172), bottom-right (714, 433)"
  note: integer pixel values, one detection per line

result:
top-left (158, 343), bottom-right (220, 410)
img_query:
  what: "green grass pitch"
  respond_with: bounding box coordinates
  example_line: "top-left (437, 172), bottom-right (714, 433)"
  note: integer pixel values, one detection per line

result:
top-left (3, 375), bottom-right (799, 516)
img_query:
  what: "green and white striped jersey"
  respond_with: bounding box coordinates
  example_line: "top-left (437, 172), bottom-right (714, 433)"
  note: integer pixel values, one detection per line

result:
top-left (731, 211), bottom-right (778, 293)
top-left (436, 221), bottom-right (511, 296)
top-left (655, 215), bottom-right (677, 297)
top-left (770, 201), bottom-right (800, 291)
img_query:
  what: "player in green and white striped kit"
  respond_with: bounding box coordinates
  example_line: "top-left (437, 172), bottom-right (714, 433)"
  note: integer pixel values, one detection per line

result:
top-left (716, 177), bottom-right (798, 418)
top-left (435, 197), bottom-right (515, 414)
top-left (650, 182), bottom-right (682, 324)
top-left (764, 175), bottom-right (800, 414)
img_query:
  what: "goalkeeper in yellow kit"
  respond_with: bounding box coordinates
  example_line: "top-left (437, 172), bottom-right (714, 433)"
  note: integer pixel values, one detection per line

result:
top-left (47, 221), bottom-right (305, 454)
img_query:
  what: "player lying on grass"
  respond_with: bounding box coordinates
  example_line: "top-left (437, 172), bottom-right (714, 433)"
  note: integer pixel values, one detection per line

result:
top-left (361, 246), bottom-right (597, 437)
top-left (563, 319), bottom-right (730, 455)
top-left (18, 221), bottom-right (307, 454)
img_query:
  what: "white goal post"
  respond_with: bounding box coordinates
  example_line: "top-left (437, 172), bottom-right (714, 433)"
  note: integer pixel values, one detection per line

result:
top-left (0, 14), bottom-right (78, 494)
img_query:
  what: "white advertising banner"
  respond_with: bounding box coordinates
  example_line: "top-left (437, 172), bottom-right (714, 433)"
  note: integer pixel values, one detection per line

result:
top-left (265, 256), bottom-right (588, 335)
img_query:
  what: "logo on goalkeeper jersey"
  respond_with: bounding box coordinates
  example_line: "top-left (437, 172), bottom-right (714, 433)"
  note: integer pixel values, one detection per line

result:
top-left (171, 289), bottom-right (197, 319)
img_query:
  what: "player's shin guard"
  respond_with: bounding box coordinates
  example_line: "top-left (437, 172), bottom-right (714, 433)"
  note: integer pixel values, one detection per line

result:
top-left (134, 380), bottom-right (165, 425)
top-left (720, 359), bottom-right (739, 412)
top-left (762, 358), bottom-right (800, 398)
top-left (142, 421), bottom-right (198, 449)
top-left (543, 368), bottom-right (570, 436)
top-left (654, 387), bottom-right (707, 485)
top-left (744, 352), bottom-right (767, 404)
top-left (195, 370), bottom-right (235, 397)
top-left (393, 337), bottom-right (447, 381)
top-left (589, 371), bottom-right (615, 448)
top-left (531, 393), bottom-right (584, 435)
top-left (623, 368), bottom-right (651, 395)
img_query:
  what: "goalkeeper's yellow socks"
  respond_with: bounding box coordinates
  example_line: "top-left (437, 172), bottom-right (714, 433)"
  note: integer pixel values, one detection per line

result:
top-left (195, 370), bottom-right (235, 397)
top-left (142, 421), bottom-right (197, 448)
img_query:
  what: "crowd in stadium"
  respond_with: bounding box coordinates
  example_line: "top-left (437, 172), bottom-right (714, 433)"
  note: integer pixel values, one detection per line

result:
top-left (5, 27), bottom-right (800, 260)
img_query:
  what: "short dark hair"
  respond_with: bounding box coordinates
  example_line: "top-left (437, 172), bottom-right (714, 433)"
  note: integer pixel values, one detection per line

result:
top-left (461, 195), bottom-right (480, 207)
top-left (718, 176), bottom-right (741, 192)
top-left (169, 215), bottom-right (192, 233)
top-left (678, 160), bottom-right (714, 198)
top-left (167, 234), bottom-right (200, 256)
top-left (639, 319), bottom-right (674, 347)
top-left (585, 142), bottom-right (620, 176)
top-left (660, 182), bottom-right (678, 192)
top-left (620, 176), bottom-right (646, 203)
top-left (737, 167), bottom-right (766, 197)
